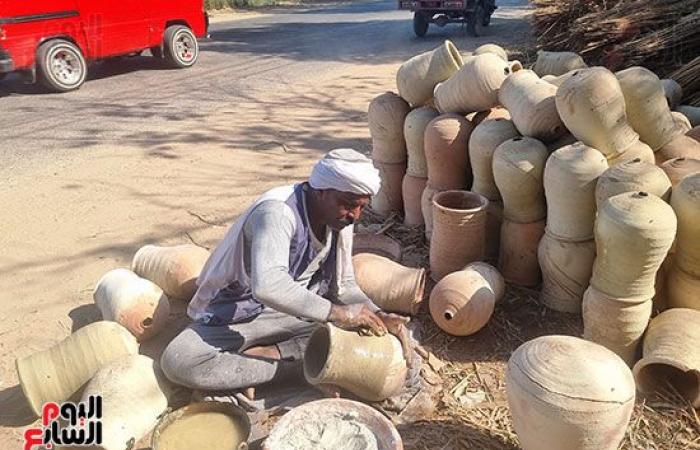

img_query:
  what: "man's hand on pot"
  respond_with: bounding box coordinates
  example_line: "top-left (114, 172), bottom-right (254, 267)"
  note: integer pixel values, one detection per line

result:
top-left (328, 303), bottom-right (388, 335)
top-left (376, 311), bottom-right (414, 368)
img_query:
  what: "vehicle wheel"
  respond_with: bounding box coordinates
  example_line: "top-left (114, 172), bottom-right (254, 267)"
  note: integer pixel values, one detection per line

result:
top-left (150, 46), bottom-right (163, 59)
top-left (467, 4), bottom-right (486, 37)
top-left (163, 25), bottom-right (199, 68)
top-left (413, 12), bottom-right (430, 37)
top-left (36, 39), bottom-right (87, 92)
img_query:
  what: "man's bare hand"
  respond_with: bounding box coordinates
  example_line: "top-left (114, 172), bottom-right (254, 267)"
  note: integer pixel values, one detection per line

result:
top-left (328, 304), bottom-right (388, 335)
top-left (377, 311), bottom-right (414, 368)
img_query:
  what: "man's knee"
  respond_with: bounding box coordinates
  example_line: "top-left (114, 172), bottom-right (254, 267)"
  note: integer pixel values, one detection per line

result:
top-left (160, 327), bottom-right (211, 388)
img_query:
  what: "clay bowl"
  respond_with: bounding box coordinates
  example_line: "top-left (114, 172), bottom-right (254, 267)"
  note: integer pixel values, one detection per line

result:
top-left (353, 232), bottom-right (403, 261)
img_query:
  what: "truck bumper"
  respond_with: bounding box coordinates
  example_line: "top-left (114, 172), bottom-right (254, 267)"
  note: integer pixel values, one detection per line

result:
top-left (0, 49), bottom-right (14, 73)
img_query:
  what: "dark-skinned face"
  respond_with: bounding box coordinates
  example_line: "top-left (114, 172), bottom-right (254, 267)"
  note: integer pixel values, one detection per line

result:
top-left (317, 189), bottom-right (371, 231)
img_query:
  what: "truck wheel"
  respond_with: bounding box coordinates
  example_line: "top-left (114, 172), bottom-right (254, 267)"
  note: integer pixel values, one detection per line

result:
top-left (467, 5), bottom-right (485, 37)
top-left (36, 39), bottom-right (87, 92)
top-left (163, 25), bottom-right (199, 68)
top-left (413, 12), bottom-right (430, 37)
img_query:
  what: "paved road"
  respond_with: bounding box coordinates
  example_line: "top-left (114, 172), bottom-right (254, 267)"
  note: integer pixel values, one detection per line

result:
top-left (0, 0), bottom-right (529, 175)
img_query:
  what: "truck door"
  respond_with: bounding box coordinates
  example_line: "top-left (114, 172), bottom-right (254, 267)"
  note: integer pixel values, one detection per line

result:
top-left (77, 0), bottom-right (149, 58)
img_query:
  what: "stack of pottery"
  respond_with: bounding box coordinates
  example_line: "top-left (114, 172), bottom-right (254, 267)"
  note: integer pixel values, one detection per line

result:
top-left (367, 92), bottom-right (411, 216)
top-left (539, 143), bottom-right (608, 313)
top-left (583, 192), bottom-right (677, 365)
top-left (402, 106), bottom-right (439, 225)
top-left (493, 137), bottom-right (549, 286)
top-left (396, 40), bottom-right (463, 107)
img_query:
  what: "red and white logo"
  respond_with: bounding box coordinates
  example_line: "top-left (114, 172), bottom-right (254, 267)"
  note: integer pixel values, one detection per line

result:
top-left (23, 395), bottom-right (102, 450)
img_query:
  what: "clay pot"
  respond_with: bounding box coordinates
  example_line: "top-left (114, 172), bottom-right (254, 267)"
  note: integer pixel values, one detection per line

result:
top-left (429, 262), bottom-right (504, 336)
top-left (304, 324), bottom-right (407, 402)
top-left (607, 139), bottom-right (655, 166)
top-left (592, 192), bottom-right (676, 300)
top-left (542, 69), bottom-right (578, 88)
top-left (16, 321), bottom-right (139, 417)
top-left (485, 199), bottom-right (504, 262)
top-left (633, 308), bottom-right (700, 407)
top-left (499, 218), bottom-right (545, 287)
top-left (352, 233), bottom-right (402, 261)
top-left (469, 118), bottom-right (520, 201)
top-left (368, 92), bottom-right (410, 164)
top-left (546, 132), bottom-right (577, 152)
top-left (404, 106), bottom-right (439, 178)
top-left (81, 355), bottom-right (169, 450)
top-left (655, 134), bottom-right (700, 164)
top-left (689, 126), bottom-right (700, 143)
top-left (677, 105), bottom-right (700, 127)
top-left (659, 157), bottom-right (700, 188)
top-left (670, 174), bottom-right (700, 277)
top-left (661, 79), bottom-right (683, 110)
top-left (506, 335), bottom-right (635, 450)
top-left (544, 143), bottom-right (608, 241)
top-left (673, 111), bottom-right (692, 132)
top-left (430, 191), bottom-right (488, 281)
top-left (539, 233), bottom-right (596, 314)
top-left (665, 265), bottom-right (700, 310)
top-left (532, 50), bottom-right (587, 77)
top-left (353, 252), bottom-right (426, 315)
top-left (396, 40), bottom-right (463, 107)
top-left (372, 160), bottom-right (406, 216)
top-left (402, 174), bottom-right (427, 225)
top-left (421, 184), bottom-right (440, 240)
top-left (595, 158), bottom-right (672, 209)
top-left (93, 268), bottom-right (171, 342)
top-left (473, 43), bottom-right (507, 61)
top-left (492, 137), bottom-right (548, 223)
top-left (424, 114), bottom-right (473, 190)
top-left (132, 244), bottom-right (210, 301)
top-left (434, 54), bottom-right (512, 114)
top-left (471, 107), bottom-right (512, 126)
top-left (498, 69), bottom-right (566, 142)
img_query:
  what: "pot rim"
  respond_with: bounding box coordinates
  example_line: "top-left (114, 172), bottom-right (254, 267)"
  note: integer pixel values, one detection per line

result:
top-left (441, 39), bottom-right (464, 71)
top-left (432, 190), bottom-right (489, 214)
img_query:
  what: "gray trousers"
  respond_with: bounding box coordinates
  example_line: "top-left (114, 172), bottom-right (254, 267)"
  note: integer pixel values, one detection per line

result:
top-left (160, 308), bottom-right (318, 391)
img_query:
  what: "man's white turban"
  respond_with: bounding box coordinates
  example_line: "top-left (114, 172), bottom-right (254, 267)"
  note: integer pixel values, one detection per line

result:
top-left (309, 148), bottom-right (381, 196)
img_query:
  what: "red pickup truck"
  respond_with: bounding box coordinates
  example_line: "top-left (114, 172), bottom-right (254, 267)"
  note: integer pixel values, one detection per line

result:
top-left (0, 0), bottom-right (208, 92)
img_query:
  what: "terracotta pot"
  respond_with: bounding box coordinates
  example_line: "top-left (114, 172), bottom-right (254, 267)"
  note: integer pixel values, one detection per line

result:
top-left (499, 69), bottom-right (566, 142)
top-left (673, 111), bottom-right (692, 132)
top-left (607, 139), bottom-right (655, 166)
top-left (485, 199), bottom-right (504, 262)
top-left (372, 160), bottom-right (406, 217)
top-left (352, 233), bottom-right (402, 261)
top-left (492, 137), bottom-right (548, 223)
top-left (81, 355), bottom-right (169, 450)
top-left (132, 244), bottom-right (210, 301)
top-left (655, 134), bottom-right (700, 164)
top-left (633, 308), bottom-right (700, 407)
top-left (424, 114), bottom-right (473, 190)
top-left (677, 105), bottom-right (700, 127)
top-left (592, 192), bottom-right (676, 300)
top-left (434, 54), bottom-right (512, 114)
top-left (532, 50), bottom-right (587, 77)
top-left (421, 183), bottom-right (440, 240)
top-left (661, 79), bottom-right (683, 110)
top-left (506, 335), bottom-right (635, 450)
top-left (539, 233), bottom-right (596, 314)
top-left (471, 107), bottom-right (512, 126)
top-left (670, 174), bottom-right (700, 277)
top-left (353, 252), bottom-right (426, 315)
top-left (659, 157), bottom-right (700, 188)
top-left (93, 268), bottom-right (171, 342)
top-left (469, 118), bottom-right (520, 201)
top-left (544, 143), bottom-right (608, 241)
top-left (396, 40), bottom-right (463, 107)
top-left (595, 158), bottom-right (671, 209)
top-left (429, 262), bottom-right (504, 336)
top-left (404, 106), bottom-right (439, 178)
top-left (304, 325), bottom-right (407, 402)
top-left (582, 286), bottom-right (652, 366)
top-left (430, 190), bottom-right (488, 281)
top-left (473, 43), bottom-right (507, 61)
top-left (368, 92), bottom-right (410, 164)
top-left (16, 321), bottom-right (139, 417)
top-left (666, 265), bottom-right (700, 310)
top-left (402, 174), bottom-right (427, 226)
top-left (498, 218), bottom-right (545, 287)
top-left (688, 126), bottom-right (700, 142)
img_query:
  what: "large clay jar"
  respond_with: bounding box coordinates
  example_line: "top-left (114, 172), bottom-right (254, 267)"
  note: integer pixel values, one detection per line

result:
top-left (404, 106), bottom-right (439, 178)
top-left (499, 219), bottom-right (545, 287)
top-left (396, 40), bottom-right (463, 107)
top-left (541, 69), bottom-right (578, 88)
top-left (372, 161), bottom-right (407, 216)
top-left (353, 252), bottom-right (426, 315)
top-left (16, 321), bottom-right (139, 417)
top-left (595, 158), bottom-right (672, 209)
top-left (430, 191), bottom-right (488, 281)
top-left (539, 233), bottom-right (596, 314)
top-left (654, 135), bottom-right (700, 165)
top-left (471, 107), bottom-right (511, 126)
top-left (421, 184), bottom-right (440, 239)
top-left (506, 335), bottom-right (635, 450)
top-left (132, 244), bottom-right (210, 301)
top-left (473, 43), bottom-right (508, 61)
top-left (666, 264), bottom-right (700, 310)
top-left (304, 324), bottom-right (407, 402)
top-left (368, 92), bottom-right (410, 164)
top-left (424, 114), bottom-right (473, 190)
top-left (633, 308), bottom-right (700, 407)
top-left (493, 137), bottom-right (548, 224)
top-left (469, 118), bottom-right (520, 202)
top-left (81, 355), bottom-right (169, 450)
top-left (661, 78), bottom-right (682, 110)
top-left (429, 262), bottom-right (504, 336)
top-left (677, 105), bottom-right (700, 127)
top-left (592, 192), bottom-right (676, 300)
top-left (498, 69), bottom-right (565, 142)
top-left (544, 143), bottom-right (608, 241)
top-left (433, 54), bottom-right (512, 114)
top-left (93, 268), bottom-right (171, 342)
top-left (582, 286), bottom-right (652, 365)
top-left (670, 174), bottom-right (700, 277)
top-left (532, 50), bottom-right (587, 77)
top-left (660, 157), bottom-right (700, 188)
top-left (607, 139), bottom-right (655, 166)
top-left (402, 174), bottom-right (427, 225)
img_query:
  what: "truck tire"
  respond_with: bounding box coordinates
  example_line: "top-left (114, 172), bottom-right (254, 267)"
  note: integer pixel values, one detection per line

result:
top-left (36, 39), bottom-right (87, 92)
top-left (467, 5), bottom-right (485, 37)
top-left (413, 12), bottom-right (430, 37)
top-left (163, 25), bottom-right (199, 69)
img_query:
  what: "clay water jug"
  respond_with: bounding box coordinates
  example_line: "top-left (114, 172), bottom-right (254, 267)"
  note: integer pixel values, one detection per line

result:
top-left (132, 244), bottom-right (210, 301)
top-left (595, 158), bottom-right (671, 209)
top-left (402, 174), bottom-right (427, 225)
top-left (469, 118), bottom-right (520, 201)
top-left (532, 50), bottom-right (587, 77)
top-left (372, 161), bottom-right (406, 216)
top-left (404, 106), bottom-right (439, 178)
top-left (424, 113), bottom-right (473, 190)
top-left (659, 157), bottom-right (700, 188)
top-left (499, 219), bottom-right (545, 287)
top-left (368, 92), bottom-right (410, 164)
top-left (396, 40), bottom-right (463, 107)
